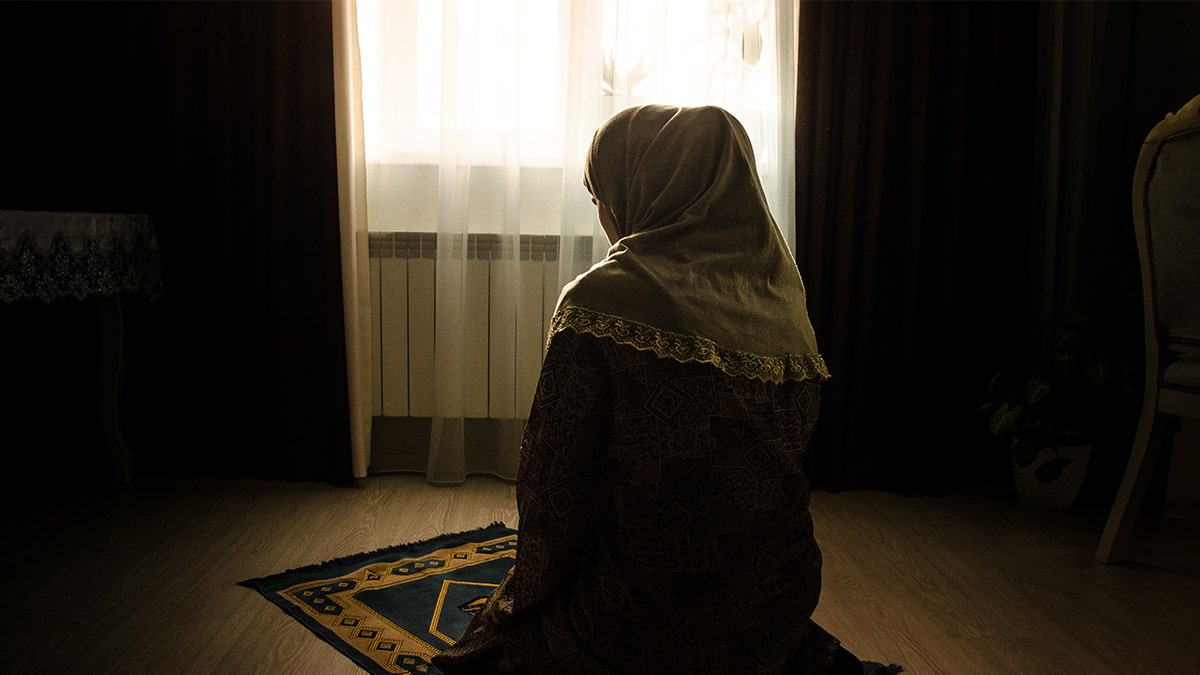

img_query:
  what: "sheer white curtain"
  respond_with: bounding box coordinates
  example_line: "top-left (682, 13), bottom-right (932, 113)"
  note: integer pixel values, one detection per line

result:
top-left (339, 0), bottom-right (797, 483)
top-left (332, 0), bottom-right (373, 478)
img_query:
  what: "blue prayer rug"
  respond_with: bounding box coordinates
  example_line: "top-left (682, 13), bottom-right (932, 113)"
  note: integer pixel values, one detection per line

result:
top-left (240, 522), bottom-right (517, 675)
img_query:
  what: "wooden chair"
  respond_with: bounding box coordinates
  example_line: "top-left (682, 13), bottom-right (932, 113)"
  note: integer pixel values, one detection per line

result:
top-left (1095, 94), bottom-right (1200, 565)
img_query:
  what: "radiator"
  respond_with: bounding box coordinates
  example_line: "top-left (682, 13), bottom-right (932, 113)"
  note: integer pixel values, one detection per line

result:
top-left (368, 232), bottom-right (583, 420)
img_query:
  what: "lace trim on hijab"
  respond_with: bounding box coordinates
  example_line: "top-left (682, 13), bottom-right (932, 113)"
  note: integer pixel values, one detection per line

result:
top-left (550, 305), bottom-right (830, 384)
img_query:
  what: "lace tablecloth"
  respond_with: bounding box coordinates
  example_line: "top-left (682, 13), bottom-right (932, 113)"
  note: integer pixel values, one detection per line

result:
top-left (0, 210), bottom-right (164, 303)
top-left (1, 209), bottom-right (164, 483)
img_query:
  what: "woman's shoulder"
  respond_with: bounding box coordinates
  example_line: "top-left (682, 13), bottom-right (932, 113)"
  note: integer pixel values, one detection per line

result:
top-left (554, 254), bottom-right (624, 306)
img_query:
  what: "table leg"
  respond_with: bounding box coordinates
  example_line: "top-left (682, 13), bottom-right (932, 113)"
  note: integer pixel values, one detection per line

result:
top-left (97, 293), bottom-right (132, 482)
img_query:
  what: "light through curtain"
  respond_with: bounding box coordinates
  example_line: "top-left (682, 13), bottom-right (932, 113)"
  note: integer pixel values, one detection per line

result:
top-left (352, 0), bottom-right (796, 483)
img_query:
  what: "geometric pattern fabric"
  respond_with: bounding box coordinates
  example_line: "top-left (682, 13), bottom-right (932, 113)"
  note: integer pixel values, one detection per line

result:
top-left (239, 523), bottom-right (517, 675)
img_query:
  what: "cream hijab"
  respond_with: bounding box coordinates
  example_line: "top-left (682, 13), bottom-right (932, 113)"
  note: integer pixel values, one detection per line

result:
top-left (552, 104), bottom-right (827, 384)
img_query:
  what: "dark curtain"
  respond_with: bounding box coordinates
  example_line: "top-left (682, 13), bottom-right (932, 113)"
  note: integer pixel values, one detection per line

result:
top-left (794, 1), bottom-right (1042, 495)
top-left (794, 0), bottom-right (1200, 500)
top-left (1028, 0), bottom-right (1200, 509)
top-left (3, 1), bottom-right (353, 485)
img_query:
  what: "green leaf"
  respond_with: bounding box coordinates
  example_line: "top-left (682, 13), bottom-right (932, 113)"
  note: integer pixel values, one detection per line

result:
top-left (1087, 362), bottom-right (1109, 386)
top-left (989, 403), bottom-right (1023, 436)
top-left (1023, 375), bottom-right (1051, 406)
top-left (1055, 329), bottom-right (1080, 353)
top-left (987, 371), bottom-right (1004, 396)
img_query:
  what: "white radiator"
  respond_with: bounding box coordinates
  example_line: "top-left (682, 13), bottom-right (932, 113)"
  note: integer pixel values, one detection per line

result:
top-left (369, 232), bottom-right (576, 420)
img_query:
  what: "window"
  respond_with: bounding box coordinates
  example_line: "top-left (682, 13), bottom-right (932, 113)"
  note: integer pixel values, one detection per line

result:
top-left (357, 0), bottom-right (796, 244)
top-left (359, 0), bottom-right (569, 166)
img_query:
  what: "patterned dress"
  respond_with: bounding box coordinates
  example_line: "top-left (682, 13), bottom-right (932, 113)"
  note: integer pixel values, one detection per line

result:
top-left (433, 326), bottom-right (841, 673)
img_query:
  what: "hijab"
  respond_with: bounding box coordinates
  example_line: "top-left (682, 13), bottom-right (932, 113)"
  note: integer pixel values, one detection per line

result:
top-left (552, 104), bottom-right (828, 384)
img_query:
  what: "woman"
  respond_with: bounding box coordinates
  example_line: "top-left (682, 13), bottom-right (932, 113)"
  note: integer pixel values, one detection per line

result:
top-left (434, 105), bottom-right (899, 674)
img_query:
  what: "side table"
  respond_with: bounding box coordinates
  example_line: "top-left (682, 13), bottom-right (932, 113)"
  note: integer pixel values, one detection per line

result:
top-left (0, 210), bottom-right (164, 482)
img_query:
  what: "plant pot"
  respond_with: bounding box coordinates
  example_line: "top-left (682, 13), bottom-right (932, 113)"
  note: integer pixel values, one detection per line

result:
top-left (1011, 444), bottom-right (1092, 509)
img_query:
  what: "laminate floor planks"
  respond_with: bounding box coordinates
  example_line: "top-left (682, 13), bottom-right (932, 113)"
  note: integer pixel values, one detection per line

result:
top-left (5, 475), bottom-right (1197, 673)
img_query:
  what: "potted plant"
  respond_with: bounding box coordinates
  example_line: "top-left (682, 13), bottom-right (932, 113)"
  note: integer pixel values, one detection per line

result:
top-left (978, 307), bottom-right (1138, 508)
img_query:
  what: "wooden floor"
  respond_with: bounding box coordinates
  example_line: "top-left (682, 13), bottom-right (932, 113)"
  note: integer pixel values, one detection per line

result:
top-left (5, 473), bottom-right (1199, 674)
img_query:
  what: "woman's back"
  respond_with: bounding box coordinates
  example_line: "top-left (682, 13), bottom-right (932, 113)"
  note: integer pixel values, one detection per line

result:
top-left (508, 329), bottom-right (830, 673)
top-left (433, 104), bottom-right (897, 674)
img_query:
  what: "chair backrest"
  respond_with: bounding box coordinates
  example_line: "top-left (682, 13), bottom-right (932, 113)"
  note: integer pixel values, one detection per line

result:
top-left (1133, 94), bottom-right (1200, 350)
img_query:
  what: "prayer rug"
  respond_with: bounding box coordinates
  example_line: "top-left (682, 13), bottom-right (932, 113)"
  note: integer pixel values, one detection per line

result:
top-left (239, 522), bottom-right (517, 675)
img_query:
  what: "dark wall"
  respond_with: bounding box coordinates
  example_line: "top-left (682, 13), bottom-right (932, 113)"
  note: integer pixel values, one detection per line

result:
top-left (1041, 0), bottom-right (1200, 510)
top-left (2, 1), bottom-right (353, 484)
top-left (4, 0), bottom-right (1198, 490)
top-left (4, 2), bottom-right (156, 479)
top-left (793, 0), bottom-right (1200, 497)
top-left (1095, 1), bottom-right (1200, 508)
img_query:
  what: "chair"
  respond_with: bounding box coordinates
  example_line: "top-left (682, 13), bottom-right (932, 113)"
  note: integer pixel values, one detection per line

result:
top-left (1095, 93), bottom-right (1200, 565)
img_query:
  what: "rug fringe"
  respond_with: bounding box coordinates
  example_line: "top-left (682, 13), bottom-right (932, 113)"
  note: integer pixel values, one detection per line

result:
top-left (865, 664), bottom-right (905, 675)
top-left (237, 521), bottom-right (513, 590)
